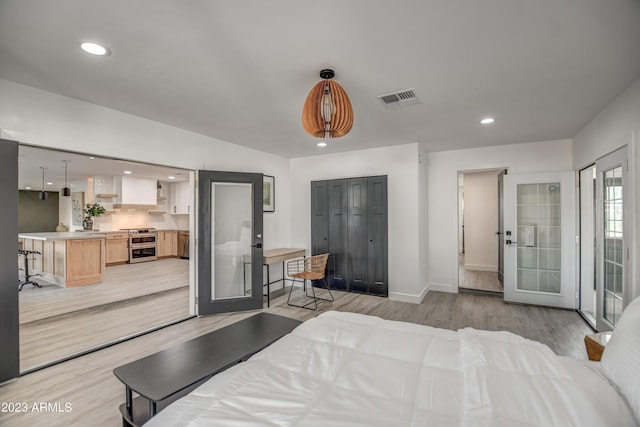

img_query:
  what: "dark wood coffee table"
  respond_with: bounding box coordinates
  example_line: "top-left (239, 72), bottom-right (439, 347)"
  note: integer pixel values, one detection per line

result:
top-left (113, 312), bottom-right (301, 427)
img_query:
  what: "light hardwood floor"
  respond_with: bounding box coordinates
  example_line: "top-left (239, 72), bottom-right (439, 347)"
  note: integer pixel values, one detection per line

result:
top-left (19, 258), bottom-right (189, 323)
top-left (1, 289), bottom-right (592, 427)
top-left (458, 254), bottom-right (503, 293)
top-left (19, 258), bottom-right (190, 371)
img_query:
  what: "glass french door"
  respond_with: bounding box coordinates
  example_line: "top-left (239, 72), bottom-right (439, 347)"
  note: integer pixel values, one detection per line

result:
top-left (578, 165), bottom-right (596, 327)
top-left (503, 171), bottom-right (576, 308)
top-left (197, 170), bottom-right (263, 315)
top-left (596, 147), bottom-right (628, 331)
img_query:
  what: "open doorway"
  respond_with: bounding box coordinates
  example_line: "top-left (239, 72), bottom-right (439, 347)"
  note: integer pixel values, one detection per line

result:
top-left (17, 145), bottom-right (194, 372)
top-left (457, 169), bottom-right (505, 293)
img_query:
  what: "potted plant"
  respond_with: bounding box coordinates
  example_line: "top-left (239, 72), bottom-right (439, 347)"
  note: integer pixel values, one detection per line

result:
top-left (83, 202), bottom-right (106, 230)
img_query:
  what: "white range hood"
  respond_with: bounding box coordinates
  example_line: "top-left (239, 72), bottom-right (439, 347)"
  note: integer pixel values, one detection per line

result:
top-left (113, 176), bottom-right (157, 209)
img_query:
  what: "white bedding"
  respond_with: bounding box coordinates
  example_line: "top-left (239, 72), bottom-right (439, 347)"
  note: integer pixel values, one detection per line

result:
top-left (146, 311), bottom-right (636, 426)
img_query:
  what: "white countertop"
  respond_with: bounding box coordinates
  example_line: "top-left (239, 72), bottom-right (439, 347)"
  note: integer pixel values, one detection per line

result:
top-left (19, 232), bottom-right (107, 241)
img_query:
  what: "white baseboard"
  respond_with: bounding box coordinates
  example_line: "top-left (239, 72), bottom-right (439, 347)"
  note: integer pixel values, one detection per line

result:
top-left (389, 285), bottom-right (429, 304)
top-left (463, 264), bottom-right (498, 272)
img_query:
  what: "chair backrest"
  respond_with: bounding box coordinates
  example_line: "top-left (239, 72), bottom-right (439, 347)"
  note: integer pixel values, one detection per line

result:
top-left (286, 253), bottom-right (329, 277)
top-left (307, 253), bottom-right (329, 275)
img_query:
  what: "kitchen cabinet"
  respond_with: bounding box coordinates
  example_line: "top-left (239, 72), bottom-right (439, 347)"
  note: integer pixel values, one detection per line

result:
top-left (170, 181), bottom-right (190, 214)
top-left (19, 233), bottom-right (106, 287)
top-left (114, 176), bottom-right (158, 209)
top-left (105, 233), bottom-right (129, 265)
top-left (157, 230), bottom-right (177, 258)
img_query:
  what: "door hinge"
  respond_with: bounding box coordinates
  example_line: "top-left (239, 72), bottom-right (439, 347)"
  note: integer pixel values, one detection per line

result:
top-left (195, 297), bottom-right (199, 305)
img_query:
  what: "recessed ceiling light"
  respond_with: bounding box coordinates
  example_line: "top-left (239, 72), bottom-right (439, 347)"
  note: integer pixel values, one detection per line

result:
top-left (124, 170), bottom-right (132, 174)
top-left (25, 186), bottom-right (31, 190)
top-left (46, 182), bottom-right (53, 185)
top-left (168, 176), bottom-right (175, 180)
top-left (317, 141), bottom-right (327, 147)
top-left (89, 156), bottom-right (95, 160)
top-left (480, 117), bottom-right (496, 125)
top-left (80, 42), bottom-right (111, 56)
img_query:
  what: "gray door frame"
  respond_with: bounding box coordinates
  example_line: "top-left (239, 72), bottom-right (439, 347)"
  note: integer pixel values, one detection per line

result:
top-left (197, 170), bottom-right (264, 315)
top-left (0, 139), bottom-right (19, 383)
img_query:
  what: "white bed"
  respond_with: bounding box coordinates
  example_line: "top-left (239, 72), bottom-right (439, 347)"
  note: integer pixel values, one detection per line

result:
top-left (146, 307), bottom-right (640, 426)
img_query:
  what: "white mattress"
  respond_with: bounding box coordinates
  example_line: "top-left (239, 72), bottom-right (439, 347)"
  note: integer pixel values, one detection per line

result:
top-left (146, 311), bottom-right (636, 426)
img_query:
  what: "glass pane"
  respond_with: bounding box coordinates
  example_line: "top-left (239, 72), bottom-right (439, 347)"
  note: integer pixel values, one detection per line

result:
top-left (538, 205), bottom-right (561, 226)
top-left (518, 248), bottom-right (537, 269)
top-left (516, 182), bottom-right (561, 294)
top-left (539, 249), bottom-right (561, 271)
top-left (517, 205), bottom-right (537, 226)
top-left (517, 184), bottom-right (538, 205)
top-left (602, 165), bottom-right (623, 325)
top-left (517, 269), bottom-right (538, 291)
top-left (538, 183), bottom-right (561, 204)
top-left (538, 226), bottom-right (560, 248)
top-left (211, 182), bottom-right (253, 300)
top-left (539, 271), bottom-right (561, 293)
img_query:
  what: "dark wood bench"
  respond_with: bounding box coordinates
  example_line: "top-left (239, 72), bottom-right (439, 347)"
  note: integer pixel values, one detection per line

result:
top-left (113, 312), bottom-right (302, 427)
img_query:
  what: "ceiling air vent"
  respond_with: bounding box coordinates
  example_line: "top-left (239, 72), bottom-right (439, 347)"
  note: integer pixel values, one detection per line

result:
top-left (377, 88), bottom-right (421, 109)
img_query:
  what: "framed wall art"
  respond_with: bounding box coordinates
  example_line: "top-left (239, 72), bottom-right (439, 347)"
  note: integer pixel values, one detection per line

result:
top-left (263, 175), bottom-right (275, 212)
top-left (71, 192), bottom-right (85, 226)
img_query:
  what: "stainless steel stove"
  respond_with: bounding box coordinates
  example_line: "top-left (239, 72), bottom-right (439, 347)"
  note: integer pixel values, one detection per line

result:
top-left (121, 228), bottom-right (157, 263)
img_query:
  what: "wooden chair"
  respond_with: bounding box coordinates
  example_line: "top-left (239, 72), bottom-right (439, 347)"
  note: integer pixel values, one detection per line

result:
top-left (286, 253), bottom-right (333, 310)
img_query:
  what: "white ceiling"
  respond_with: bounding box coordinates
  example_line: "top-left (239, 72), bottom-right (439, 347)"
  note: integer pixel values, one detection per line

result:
top-left (18, 145), bottom-right (189, 191)
top-left (1, 0), bottom-right (640, 160)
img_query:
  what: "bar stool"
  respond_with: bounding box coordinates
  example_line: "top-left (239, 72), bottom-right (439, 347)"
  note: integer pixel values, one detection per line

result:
top-left (18, 249), bottom-right (42, 291)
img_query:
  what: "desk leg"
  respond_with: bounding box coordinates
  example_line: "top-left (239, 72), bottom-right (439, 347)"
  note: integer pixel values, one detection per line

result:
top-left (266, 263), bottom-right (270, 308)
top-left (282, 260), bottom-right (286, 292)
top-left (125, 386), bottom-right (132, 415)
top-left (150, 400), bottom-right (157, 417)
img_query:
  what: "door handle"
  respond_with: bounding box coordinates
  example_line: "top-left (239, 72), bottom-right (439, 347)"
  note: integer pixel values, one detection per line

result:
top-left (505, 240), bottom-right (517, 245)
top-left (251, 243), bottom-right (263, 249)
top-left (495, 231), bottom-right (503, 235)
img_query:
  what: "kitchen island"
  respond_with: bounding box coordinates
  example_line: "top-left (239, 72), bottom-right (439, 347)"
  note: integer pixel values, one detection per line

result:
top-left (19, 232), bottom-right (106, 287)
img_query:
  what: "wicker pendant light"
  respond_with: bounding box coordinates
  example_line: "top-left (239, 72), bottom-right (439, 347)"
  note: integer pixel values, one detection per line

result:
top-left (302, 69), bottom-right (353, 139)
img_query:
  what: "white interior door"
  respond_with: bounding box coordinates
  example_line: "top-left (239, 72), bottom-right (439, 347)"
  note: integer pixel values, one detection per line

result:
top-left (595, 147), bottom-right (628, 331)
top-left (503, 171), bottom-right (576, 308)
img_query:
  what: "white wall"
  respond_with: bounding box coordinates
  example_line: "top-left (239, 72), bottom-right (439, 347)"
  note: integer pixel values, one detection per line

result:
top-left (573, 76), bottom-right (640, 169)
top-left (426, 139), bottom-right (573, 293)
top-left (0, 79), bottom-right (291, 249)
top-left (290, 143), bottom-right (425, 302)
top-left (462, 170), bottom-right (499, 271)
top-left (573, 75), bottom-right (640, 303)
top-left (418, 143), bottom-right (429, 302)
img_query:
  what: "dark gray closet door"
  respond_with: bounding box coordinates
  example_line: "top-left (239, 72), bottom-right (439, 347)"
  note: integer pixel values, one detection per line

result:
top-left (311, 175), bottom-right (388, 297)
top-left (0, 139), bottom-right (19, 382)
top-left (310, 181), bottom-right (329, 255)
top-left (347, 178), bottom-right (369, 293)
top-left (367, 176), bottom-right (388, 295)
top-left (328, 180), bottom-right (348, 290)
